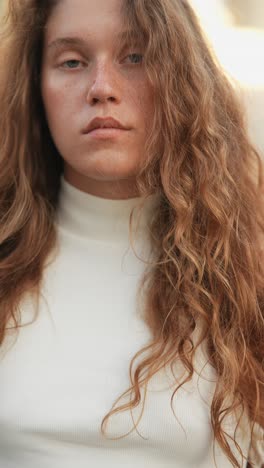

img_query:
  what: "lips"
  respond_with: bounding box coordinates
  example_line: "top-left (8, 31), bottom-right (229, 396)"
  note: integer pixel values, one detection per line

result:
top-left (83, 117), bottom-right (129, 134)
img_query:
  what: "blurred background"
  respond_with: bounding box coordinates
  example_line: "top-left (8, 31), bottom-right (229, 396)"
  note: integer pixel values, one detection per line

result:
top-left (0, 0), bottom-right (263, 155)
top-left (189, 0), bottom-right (264, 156)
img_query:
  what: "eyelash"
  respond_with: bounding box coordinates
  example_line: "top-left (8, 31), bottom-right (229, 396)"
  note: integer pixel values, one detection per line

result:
top-left (60, 53), bottom-right (144, 69)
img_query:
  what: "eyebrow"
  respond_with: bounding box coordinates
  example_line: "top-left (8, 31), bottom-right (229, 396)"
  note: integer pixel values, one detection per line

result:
top-left (47, 30), bottom-right (139, 51)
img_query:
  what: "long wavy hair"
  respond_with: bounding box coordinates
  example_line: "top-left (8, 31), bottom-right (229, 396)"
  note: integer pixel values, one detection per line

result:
top-left (0, 1), bottom-right (263, 466)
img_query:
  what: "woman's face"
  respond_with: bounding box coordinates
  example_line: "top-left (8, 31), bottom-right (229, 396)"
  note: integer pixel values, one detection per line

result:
top-left (41, 0), bottom-right (155, 199)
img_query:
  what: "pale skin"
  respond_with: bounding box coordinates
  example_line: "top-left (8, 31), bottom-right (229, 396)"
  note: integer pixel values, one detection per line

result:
top-left (41, 0), bottom-right (155, 200)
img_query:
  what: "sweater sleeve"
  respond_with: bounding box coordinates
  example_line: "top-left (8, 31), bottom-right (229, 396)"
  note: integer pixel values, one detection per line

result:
top-left (247, 422), bottom-right (264, 468)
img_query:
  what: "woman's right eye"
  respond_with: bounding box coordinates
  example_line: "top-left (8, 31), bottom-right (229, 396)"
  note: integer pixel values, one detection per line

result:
top-left (60, 60), bottom-right (84, 69)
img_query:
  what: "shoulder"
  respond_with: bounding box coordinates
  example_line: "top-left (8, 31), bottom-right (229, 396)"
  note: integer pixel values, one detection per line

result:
top-left (247, 421), bottom-right (264, 468)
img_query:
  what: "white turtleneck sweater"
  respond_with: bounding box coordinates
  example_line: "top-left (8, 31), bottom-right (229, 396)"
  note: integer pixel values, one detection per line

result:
top-left (0, 175), bottom-right (262, 468)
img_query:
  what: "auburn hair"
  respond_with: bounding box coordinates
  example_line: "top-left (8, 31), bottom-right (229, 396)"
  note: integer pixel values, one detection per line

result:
top-left (0, 1), bottom-right (263, 467)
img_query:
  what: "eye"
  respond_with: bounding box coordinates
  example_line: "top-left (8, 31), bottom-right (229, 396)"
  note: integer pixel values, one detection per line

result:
top-left (124, 53), bottom-right (143, 65)
top-left (61, 59), bottom-right (84, 69)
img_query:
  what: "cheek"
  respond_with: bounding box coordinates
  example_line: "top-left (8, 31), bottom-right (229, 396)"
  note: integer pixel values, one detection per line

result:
top-left (41, 76), bottom-right (60, 122)
top-left (40, 79), bottom-right (73, 145)
top-left (41, 73), bottom-right (79, 120)
top-left (137, 84), bottom-right (155, 129)
top-left (41, 70), bottom-right (54, 102)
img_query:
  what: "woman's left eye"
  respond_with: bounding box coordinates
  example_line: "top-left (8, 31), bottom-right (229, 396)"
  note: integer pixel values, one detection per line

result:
top-left (125, 53), bottom-right (143, 64)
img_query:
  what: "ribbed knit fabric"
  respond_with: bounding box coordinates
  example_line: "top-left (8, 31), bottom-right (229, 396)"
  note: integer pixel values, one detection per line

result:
top-left (0, 174), bottom-right (262, 468)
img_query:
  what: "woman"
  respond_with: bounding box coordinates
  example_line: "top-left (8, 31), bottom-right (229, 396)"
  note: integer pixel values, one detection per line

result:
top-left (0, 0), bottom-right (263, 467)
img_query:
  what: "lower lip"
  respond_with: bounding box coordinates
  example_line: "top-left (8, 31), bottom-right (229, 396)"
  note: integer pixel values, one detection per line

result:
top-left (84, 128), bottom-right (129, 139)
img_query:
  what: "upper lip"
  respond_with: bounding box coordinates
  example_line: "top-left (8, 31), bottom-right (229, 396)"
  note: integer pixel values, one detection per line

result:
top-left (83, 117), bottom-right (129, 134)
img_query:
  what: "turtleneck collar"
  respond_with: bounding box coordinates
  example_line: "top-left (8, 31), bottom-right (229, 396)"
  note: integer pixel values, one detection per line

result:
top-left (55, 174), bottom-right (160, 244)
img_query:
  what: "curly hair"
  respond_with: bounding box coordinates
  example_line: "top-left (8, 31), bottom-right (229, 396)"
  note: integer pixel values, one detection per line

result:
top-left (0, 1), bottom-right (263, 467)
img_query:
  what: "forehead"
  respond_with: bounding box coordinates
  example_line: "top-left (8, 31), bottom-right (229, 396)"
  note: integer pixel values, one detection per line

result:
top-left (45, 0), bottom-right (125, 41)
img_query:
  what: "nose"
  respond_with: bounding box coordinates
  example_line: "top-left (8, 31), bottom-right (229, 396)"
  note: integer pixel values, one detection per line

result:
top-left (86, 61), bottom-right (121, 105)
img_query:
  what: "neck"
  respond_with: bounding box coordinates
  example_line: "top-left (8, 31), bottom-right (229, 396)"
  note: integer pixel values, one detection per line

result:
top-left (63, 167), bottom-right (140, 200)
top-left (55, 174), bottom-right (160, 245)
